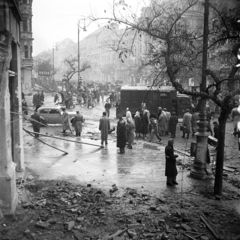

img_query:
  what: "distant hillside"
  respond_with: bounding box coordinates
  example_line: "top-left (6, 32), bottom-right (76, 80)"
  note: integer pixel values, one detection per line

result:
top-left (34, 38), bottom-right (78, 82)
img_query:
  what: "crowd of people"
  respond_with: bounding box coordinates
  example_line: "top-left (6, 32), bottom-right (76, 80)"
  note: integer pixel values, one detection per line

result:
top-left (53, 84), bottom-right (121, 110)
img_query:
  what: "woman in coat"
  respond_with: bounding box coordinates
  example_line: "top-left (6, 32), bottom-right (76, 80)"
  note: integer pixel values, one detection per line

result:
top-left (165, 139), bottom-right (178, 186)
top-left (117, 116), bottom-right (126, 154)
top-left (72, 111), bottom-right (84, 137)
top-left (141, 111), bottom-right (149, 139)
top-left (134, 111), bottom-right (141, 139)
top-left (126, 118), bottom-right (135, 149)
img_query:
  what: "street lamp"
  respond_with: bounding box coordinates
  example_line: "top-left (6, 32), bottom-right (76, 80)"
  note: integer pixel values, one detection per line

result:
top-left (52, 42), bottom-right (58, 83)
top-left (78, 18), bottom-right (87, 89)
top-left (190, 0), bottom-right (211, 180)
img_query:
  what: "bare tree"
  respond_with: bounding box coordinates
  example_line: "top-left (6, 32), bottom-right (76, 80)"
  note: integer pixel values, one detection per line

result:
top-left (88, 0), bottom-right (240, 195)
top-left (63, 55), bottom-right (91, 88)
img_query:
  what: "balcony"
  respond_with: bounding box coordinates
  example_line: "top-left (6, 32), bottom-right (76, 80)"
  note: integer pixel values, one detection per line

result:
top-left (21, 58), bottom-right (33, 68)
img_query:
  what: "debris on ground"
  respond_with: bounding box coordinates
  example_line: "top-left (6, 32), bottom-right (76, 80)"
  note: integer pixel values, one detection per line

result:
top-left (1, 180), bottom-right (240, 240)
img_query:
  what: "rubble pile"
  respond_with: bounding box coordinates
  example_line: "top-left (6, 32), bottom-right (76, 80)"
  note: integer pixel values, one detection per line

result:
top-left (1, 180), bottom-right (240, 240)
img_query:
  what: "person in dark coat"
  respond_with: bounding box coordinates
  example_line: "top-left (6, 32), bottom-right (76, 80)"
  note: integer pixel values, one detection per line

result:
top-left (104, 99), bottom-right (112, 117)
top-left (30, 110), bottom-right (42, 137)
top-left (32, 91), bottom-right (41, 111)
top-left (165, 139), bottom-right (178, 186)
top-left (72, 111), bottom-right (84, 137)
top-left (22, 98), bottom-right (28, 116)
top-left (141, 111), bottom-right (149, 139)
top-left (169, 112), bottom-right (178, 138)
top-left (134, 111), bottom-right (141, 139)
top-left (54, 93), bottom-right (59, 103)
top-left (117, 116), bottom-right (126, 154)
top-left (99, 112), bottom-right (110, 147)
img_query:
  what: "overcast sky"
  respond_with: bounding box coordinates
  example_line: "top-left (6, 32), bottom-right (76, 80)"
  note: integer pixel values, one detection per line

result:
top-left (32, 0), bottom-right (149, 56)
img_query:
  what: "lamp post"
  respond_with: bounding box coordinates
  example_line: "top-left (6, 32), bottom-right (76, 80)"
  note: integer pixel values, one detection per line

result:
top-left (77, 18), bottom-right (86, 89)
top-left (52, 42), bottom-right (58, 83)
top-left (190, 0), bottom-right (211, 179)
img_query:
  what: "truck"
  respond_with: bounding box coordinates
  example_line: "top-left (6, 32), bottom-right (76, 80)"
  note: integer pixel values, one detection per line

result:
top-left (116, 85), bottom-right (192, 119)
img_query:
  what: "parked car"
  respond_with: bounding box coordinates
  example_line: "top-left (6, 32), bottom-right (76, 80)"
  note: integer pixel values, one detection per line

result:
top-left (37, 106), bottom-right (76, 125)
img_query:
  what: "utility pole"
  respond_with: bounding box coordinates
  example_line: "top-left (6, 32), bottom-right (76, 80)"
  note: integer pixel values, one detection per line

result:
top-left (77, 19), bottom-right (86, 89)
top-left (78, 21), bottom-right (80, 89)
top-left (190, 0), bottom-right (212, 179)
top-left (52, 46), bottom-right (55, 83)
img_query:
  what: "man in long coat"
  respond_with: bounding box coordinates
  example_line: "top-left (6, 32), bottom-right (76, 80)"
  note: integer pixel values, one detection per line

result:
top-left (169, 112), bottom-right (178, 138)
top-left (165, 139), bottom-right (178, 186)
top-left (104, 99), bottom-right (111, 117)
top-left (61, 108), bottom-right (72, 134)
top-left (158, 108), bottom-right (168, 136)
top-left (163, 108), bottom-right (171, 135)
top-left (72, 111), bottom-right (84, 137)
top-left (117, 116), bottom-right (126, 153)
top-left (30, 110), bottom-right (42, 137)
top-left (33, 91), bottom-right (42, 111)
top-left (99, 112), bottom-right (110, 147)
top-left (182, 109), bottom-right (192, 139)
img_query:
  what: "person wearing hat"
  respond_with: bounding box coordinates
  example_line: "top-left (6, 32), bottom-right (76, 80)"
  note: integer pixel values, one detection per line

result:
top-left (182, 109), bottom-right (192, 139)
top-left (165, 139), bottom-right (178, 186)
top-left (72, 110), bottom-right (84, 137)
top-left (99, 111), bottom-right (111, 147)
top-left (117, 116), bottom-right (126, 153)
top-left (169, 111), bottom-right (178, 138)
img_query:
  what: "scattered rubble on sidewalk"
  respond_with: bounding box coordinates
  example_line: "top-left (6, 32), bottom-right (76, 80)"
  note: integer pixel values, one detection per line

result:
top-left (1, 180), bottom-right (240, 240)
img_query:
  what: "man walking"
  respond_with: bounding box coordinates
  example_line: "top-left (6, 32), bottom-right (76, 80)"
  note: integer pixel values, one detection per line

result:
top-left (30, 110), bottom-right (42, 138)
top-left (99, 112), bottom-right (110, 147)
top-left (61, 108), bottom-right (71, 134)
top-left (32, 91), bottom-right (41, 111)
top-left (104, 99), bottom-right (111, 117)
top-left (182, 109), bottom-right (192, 139)
top-left (72, 111), bottom-right (84, 137)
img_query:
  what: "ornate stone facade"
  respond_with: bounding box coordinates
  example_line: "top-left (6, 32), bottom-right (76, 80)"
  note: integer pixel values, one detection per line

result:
top-left (19, 0), bottom-right (34, 94)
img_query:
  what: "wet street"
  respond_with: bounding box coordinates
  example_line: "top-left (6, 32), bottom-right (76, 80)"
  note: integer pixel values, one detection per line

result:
top-left (23, 93), bottom-right (240, 194)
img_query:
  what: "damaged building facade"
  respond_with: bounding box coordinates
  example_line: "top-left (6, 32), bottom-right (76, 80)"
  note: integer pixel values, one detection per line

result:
top-left (0, 0), bottom-right (25, 215)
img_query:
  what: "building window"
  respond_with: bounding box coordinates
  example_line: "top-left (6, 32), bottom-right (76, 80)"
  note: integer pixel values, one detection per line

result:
top-left (23, 20), bottom-right (28, 32)
top-left (24, 45), bottom-right (29, 58)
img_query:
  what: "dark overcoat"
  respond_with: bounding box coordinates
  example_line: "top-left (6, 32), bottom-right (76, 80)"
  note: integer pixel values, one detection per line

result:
top-left (30, 113), bottom-right (42, 132)
top-left (141, 113), bottom-right (149, 135)
top-left (165, 145), bottom-right (178, 177)
top-left (134, 115), bottom-right (141, 134)
top-left (169, 115), bottom-right (178, 134)
top-left (117, 120), bottom-right (126, 148)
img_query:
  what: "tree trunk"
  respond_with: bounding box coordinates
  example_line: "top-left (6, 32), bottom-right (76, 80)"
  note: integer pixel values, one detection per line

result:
top-left (214, 110), bottom-right (229, 195)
